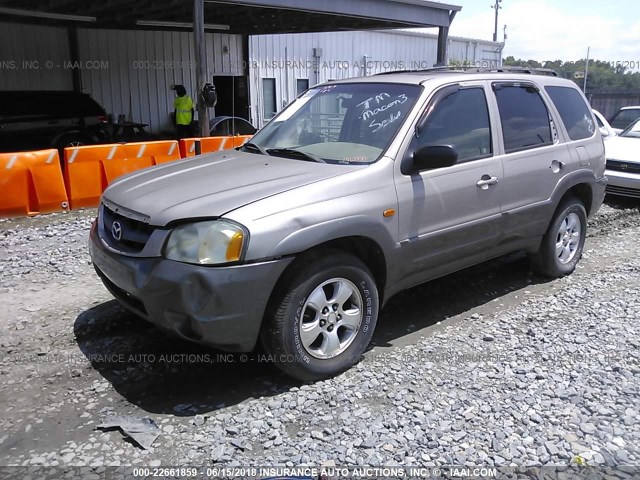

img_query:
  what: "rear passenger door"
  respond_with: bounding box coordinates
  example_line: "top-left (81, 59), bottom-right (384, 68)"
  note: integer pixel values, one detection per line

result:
top-left (490, 82), bottom-right (573, 240)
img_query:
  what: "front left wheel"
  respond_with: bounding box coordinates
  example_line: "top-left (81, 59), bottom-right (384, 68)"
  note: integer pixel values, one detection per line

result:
top-left (261, 251), bottom-right (379, 381)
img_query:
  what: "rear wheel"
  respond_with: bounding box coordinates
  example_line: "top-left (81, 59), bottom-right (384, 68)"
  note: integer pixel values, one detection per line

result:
top-left (55, 133), bottom-right (91, 150)
top-left (530, 196), bottom-right (587, 277)
top-left (55, 134), bottom-right (92, 169)
top-left (262, 251), bottom-right (379, 381)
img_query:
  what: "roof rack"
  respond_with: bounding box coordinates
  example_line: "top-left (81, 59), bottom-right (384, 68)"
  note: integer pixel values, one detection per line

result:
top-left (486, 66), bottom-right (558, 76)
top-left (375, 65), bottom-right (558, 77)
top-left (374, 66), bottom-right (460, 75)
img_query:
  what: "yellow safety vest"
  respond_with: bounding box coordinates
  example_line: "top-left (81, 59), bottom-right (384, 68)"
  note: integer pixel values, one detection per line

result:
top-left (174, 96), bottom-right (193, 125)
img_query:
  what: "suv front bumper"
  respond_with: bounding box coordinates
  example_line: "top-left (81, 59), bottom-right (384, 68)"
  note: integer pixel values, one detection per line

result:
top-left (605, 169), bottom-right (640, 198)
top-left (89, 222), bottom-right (293, 352)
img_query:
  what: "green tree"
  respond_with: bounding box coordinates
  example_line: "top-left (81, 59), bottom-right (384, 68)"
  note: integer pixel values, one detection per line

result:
top-left (502, 57), bottom-right (640, 91)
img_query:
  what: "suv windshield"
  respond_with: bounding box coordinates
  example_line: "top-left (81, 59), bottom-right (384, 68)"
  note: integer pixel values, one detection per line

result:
top-left (610, 108), bottom-right (640, 130)
top-left (620, 118), bottom-right (640, 138)
top-left (247, 82), bottom-right (422, 164)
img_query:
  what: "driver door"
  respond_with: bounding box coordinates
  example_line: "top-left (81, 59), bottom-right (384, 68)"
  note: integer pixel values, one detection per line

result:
top-left (394, 82), bottom-right (504, 287)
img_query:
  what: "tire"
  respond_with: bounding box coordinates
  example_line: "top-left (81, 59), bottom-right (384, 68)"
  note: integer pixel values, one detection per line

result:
top-left (55, 133), bottom-right (91, 150)
top-left (262, 251), bottom-right (379, 381)
top-left (55, 134), bottom-right (92, 169)
top-left (530, 196), bottom-right (587, 278)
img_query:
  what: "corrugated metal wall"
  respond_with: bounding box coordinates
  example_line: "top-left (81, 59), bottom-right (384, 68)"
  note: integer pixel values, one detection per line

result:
top-left (249, 30), bottom-right (503, 127)
top-left (78, 29), bottom-right (243, 131)
top-left (0, 22), bottom-right (503, 133)
top-left (0, 22), bottom-right (244, 133)
top-left (0, 21), bottom-right (72, 90)
top-left (76, 28), bottom-right (244, 133)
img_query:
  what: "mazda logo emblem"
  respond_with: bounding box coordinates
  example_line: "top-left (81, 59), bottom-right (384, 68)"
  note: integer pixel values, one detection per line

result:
top-left (112, 221), bottom-right (122, 241)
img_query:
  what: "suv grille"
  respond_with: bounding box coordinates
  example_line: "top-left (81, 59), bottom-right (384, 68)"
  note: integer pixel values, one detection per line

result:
top-left (101, 205), bottom-right (155, 253)
top-left (606, 160), bottom-right (640, 174)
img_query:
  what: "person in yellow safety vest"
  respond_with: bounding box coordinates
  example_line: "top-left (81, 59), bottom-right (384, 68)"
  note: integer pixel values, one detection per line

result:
top-left (173, 85), bottom-right (194, 139)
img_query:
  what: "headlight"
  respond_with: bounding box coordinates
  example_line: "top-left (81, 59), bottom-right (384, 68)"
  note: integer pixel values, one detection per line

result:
top-left (164, 220), bottom-right (246, 265)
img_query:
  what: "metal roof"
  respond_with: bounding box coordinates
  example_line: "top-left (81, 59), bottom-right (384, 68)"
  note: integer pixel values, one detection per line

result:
top-left (0, 0), bottom-right (461, 34)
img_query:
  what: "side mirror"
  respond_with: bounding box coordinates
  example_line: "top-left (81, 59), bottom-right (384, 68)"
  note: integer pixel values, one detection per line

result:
top-left (599, 126), bottom-right (610, 137)
top-left (409, 144), bottom-right (458, 173)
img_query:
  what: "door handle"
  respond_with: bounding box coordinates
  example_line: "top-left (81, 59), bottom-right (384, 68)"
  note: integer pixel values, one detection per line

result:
top-left (476, 176), bottom-right (499, 190)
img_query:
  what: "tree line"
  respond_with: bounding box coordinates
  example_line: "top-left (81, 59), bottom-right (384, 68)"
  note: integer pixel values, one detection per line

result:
top-left (502, 56), bottom-right (640, 91)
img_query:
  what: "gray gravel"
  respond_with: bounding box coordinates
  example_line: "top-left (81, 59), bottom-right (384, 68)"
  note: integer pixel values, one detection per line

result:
top-left (0, 201), bottom-right (639, 477)
top-left (0, 211), bottom-right (94, 292)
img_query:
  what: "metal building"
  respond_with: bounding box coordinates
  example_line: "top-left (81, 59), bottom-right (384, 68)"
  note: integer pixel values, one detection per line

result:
top-left (0, 20), bottom-right (245, 135)
top-left (0, 1), bottom-right (500, 135)
top-left (249, 30), bottom-right (503, 127)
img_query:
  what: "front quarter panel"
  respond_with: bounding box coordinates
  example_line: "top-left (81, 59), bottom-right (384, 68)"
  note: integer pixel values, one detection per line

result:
top-left (225, 158), bottom-right (399, 261)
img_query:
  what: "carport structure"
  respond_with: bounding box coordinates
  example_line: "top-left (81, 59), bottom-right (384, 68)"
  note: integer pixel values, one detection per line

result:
top-left (0, 0), bottom-right (461, 135)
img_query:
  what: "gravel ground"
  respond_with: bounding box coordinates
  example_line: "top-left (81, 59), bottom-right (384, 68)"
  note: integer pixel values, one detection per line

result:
top-left (0, 199), bottom-right (639, 478)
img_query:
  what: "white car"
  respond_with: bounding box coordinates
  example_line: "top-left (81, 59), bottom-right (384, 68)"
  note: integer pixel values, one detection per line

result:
top-left (604, 118), bottom-right (640, 198)
top-left (593, 109), bottom-right (616, 138)
top-left (609, 106), bottom-right (640, 134)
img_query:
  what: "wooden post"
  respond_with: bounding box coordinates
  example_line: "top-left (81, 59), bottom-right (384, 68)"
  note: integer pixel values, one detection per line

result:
top-left (194, 0), bottom-right (209, 137)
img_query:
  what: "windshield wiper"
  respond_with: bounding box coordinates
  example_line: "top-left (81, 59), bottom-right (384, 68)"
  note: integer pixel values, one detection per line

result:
top-left (266, 148), bottom-right (326, 163)
top-left (241, 142), bottom-right (269, 156)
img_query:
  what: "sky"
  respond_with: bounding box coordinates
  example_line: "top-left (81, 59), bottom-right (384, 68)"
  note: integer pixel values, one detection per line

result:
top-left (436, 0), bottom-right (640, 66)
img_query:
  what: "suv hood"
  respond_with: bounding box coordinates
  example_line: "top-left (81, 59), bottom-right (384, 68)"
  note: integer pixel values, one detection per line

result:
top-left (605, 136), bottom-right (640, 163)
top-left (102, 150), bottom-right (358, 226)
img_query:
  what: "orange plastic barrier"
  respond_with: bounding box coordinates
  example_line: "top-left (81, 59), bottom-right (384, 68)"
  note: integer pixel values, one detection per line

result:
top-left (179, 136), bottom-right (239, 158)
top-left (141, 140), bottom-right (181, 165)
top-left (233, 135), bottom-right (253, 147)
top-left (0, 149), bottom-right (69, 218)
top-left (64, 140), bottom-right (180, 209)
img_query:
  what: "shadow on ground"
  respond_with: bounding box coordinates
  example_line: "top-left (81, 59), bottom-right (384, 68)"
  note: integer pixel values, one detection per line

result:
top-left (372, 252), bottom-right (537, 347)
top-left (604, 194), bottom-right (640, 210)
top-left (74, 250), bottom-right (545, 416)
top-left (73, 300), bottom-right (298, 417)
top-left (72, 194), bottom-right (640, 416)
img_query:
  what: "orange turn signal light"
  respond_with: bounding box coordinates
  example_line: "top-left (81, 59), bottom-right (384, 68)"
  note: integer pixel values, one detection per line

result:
top-left (226, 231), bottom-right (244, 261)
top-left (383, 209), bottom-right (396, 218)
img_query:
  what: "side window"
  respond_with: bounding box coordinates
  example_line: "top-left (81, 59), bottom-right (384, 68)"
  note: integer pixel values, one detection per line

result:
top-left (418, 88), bottom-right (492, 163)
top-left (262, 78), bottom-right (277, 120)
top-left (296, 79), bottom-right (310, 96)
top-left (545, 86), bottom-right (595, 140)
top-left (493, 84), bottom-right (553, 153)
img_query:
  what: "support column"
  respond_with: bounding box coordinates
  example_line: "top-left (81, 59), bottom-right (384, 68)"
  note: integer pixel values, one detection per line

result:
top-left (194, 0), bottom-right (210, 137)
top-left (67, 26), bottom-right (82, 92)
top-left (436, 26), bottom-right (449, 66)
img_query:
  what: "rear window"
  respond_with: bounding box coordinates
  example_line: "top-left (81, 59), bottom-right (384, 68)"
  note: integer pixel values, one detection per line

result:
top-left (48, 93), bottom-right (105, 117)
top-left (0, 94), bottom-right (44, 117)
top-left (493, 83), bottom-right (553, 153)
top-left (545, 86), bottom-right (595, 140)
top-left (0, 92), bottom-right (104, 118)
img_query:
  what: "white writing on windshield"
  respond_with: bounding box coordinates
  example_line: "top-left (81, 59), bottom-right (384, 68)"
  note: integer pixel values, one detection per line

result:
top-left (370, 111), bottom-right (402, 133)
top-left (358, 93), bottom-right (408, 121)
